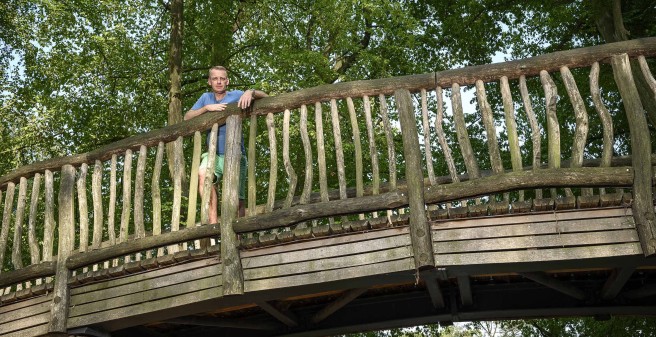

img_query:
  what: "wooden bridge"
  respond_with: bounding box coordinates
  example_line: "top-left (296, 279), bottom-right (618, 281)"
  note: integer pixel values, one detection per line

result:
top-left (2, 38), bottom-right (656, 337)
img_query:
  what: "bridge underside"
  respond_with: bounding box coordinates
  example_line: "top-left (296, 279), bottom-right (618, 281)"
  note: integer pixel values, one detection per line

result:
top-left (85, 207), bottom-right (656, 337)
top-left (3, 206), bottom-right (656, 337)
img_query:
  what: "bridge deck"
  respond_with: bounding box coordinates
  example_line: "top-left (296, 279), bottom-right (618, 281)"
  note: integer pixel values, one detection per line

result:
top-left (3, 206), bottom-right (654, 337)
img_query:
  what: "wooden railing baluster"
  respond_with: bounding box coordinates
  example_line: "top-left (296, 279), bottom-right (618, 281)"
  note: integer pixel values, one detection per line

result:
top-left (330, 99), bottom-right (348, 223)
top-left (152, 141), bottom-right (164, 257)
top-left (283, 108), bottom-right (298, 209)
top-left (612, 53), bottom-right (656, 257)
top-left (315, 102), bottom-right (333, 226)
top-left (451, 83), bottom-right (481, 206)
top-left (500, 76), bottom-right (524, 202)
top-left (561, 66), bottom-right (591, 197)
top-left (590, 63), bottom-right (614, 197)
top-left (347, 97), bottom-right (365, 220)
top-left (363, 95), bottom-right (380, 219)
top-left (380, 94), bottom-right (398, 218)
top-left (540, 70), bottom-right (563, 199)
top-left (435, 86), bottom-right (458, 210)
top-left (77, 163), bottom-right (89, 268)
top-left (28, 173), bottom-right (41, 267)
top-left (299, 104), bottom-right (313, 229)
top-left (519, 75), bottom-right (543, 200)
top-left (266, 113), bottom-right (277, 214)
top-left (0, 183), bottom-right (16, 278)
top-left (476, 80), bottom-right (506, 203)
top-left (247, 115), bottom-right (257, 217)
top-left (13, 178), bottom-right (27, 272)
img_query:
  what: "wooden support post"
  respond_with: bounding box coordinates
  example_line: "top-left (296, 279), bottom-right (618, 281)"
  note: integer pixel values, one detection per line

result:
top-left (311, 288), bottom-right (368, 324)
top-left (48, 165), bottom-right (75, 334)
top-left (520, 272), bottom-right (586, 300)
top-left (395, 89), bottom-right (435, 271)
top-left (221, 115), bottom-right (244, 295)
top-left (612, 53), bottom-right (656, 256)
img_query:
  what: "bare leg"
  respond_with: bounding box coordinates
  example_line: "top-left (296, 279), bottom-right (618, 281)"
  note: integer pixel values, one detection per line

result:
top-left (198, 167), bottom-right (219, 224)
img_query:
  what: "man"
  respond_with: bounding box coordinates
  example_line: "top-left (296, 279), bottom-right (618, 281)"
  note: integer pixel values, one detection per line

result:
top-left (184, 66), bottom-right (267, 223)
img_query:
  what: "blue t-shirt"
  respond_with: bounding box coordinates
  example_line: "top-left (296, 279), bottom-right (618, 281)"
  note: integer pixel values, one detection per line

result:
top-left (191, 90), bottom-right (245, 155)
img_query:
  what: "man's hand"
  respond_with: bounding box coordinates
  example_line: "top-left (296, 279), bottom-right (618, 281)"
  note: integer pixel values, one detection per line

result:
top-left (238, 90), bottom-right (255, 109)
top-left (206, 103), bottom-right (228, 111)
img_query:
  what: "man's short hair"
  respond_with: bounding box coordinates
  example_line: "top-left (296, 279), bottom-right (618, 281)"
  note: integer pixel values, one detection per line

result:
top-left (208, 66), bottom-right (227, 78)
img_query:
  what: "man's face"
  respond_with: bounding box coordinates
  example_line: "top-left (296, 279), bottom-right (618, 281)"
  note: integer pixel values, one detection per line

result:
top-left (208, 69), bottom-right (229, 94)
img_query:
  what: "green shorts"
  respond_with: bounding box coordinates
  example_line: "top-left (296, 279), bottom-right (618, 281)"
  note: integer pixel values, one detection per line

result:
top-left (200, 153), bottom-right (247, 200)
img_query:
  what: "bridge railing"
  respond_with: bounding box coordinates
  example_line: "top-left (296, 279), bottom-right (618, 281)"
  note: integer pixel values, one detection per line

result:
top-left (0, 37), bottom-right (655, 334)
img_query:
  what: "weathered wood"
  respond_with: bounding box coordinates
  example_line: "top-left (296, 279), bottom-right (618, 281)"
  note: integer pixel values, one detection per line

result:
top-left (637, 56), bottom-right (656, 101)
top-left (66, 224), bottom-right (221, 270)
top-left (247, 116), bottom-right (257, 217)
top-left (0, 182), bottom-right (16, 273)
top-left (266, 113), bottom-right (278, 213)
top-left (612, 53), bottom-right (656, 256)
top-left (0, 263), bottom-right (55, 290)
top-left (363, 95), bottom-right (380, 218)
top-left (541, 70), bottom-right (564, 198)
top-left (91, 161), bottom-right (103, 249)
top-left (201, 125), bottom-right (218, 225)
top-left (435, 86), bottom-right (459, 210)
top-left (519, 75), bottom-right (542, 199)
top-left (27, 174), bottom-right (41, 265)
top-left (420, 89), bottom-right (436, 185)
top-left (134, 145), bottom-right (147, 239)
top-left (590, 62), bottom-right (614, 196)
top-left (233, 167), bottom-right (632, 233)
top-left (475, 80), bottom-right (507, 199)
top-left (282, 109), bottom-right (298, 208)
top-left (119, 150), bottom-right (133, 245)
top-left (452, 83), bottom-right (481, 205)
top-left (151, 142), bottom-right (164, 257)
top-left (107, 156), bottom-right (117, 245)
top-left (331, 99), bottom-right (348, 220)
top-left (457, 275), bottom-right (473, 306)
top-left (561, 66), bottom-right (591, 196)
top-left (76, 164), bottom-right (89, 255)
top-left (299, 104), bottom-right (313, 208)
top-left (437, 242), bottom-right (641, 266)
top-left (171, 137), bottom-right (183, 232)
top-left (43, 171), bottom-right (55, 261)
top-left (12, 178), bottom-right (27, 269)
top-left (380, 93), bottom-right (398, 218)
top-left (435, 230), bottom-right (638, 254)
top-left (315, 102), bottom-right (330, 209)
top-left (221, 115), bottom-right (245, 295)
top-left (500, 76), bottom-right (524, 201)
top-left (187, 133), bottom-right (201, 223)
top-left (48, 165), bottom-right (75, 334)
top-left (347, 97), bottom-right (365, 220)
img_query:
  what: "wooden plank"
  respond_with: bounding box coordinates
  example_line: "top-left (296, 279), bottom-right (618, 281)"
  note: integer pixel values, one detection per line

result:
top-left (245, 246), bottom-right (413, 280)
top-left (245, 258), bottom-right (415, 292)
top-left (68, 282), bottom-right (222, 329)
top-left (0, 291), bottom-right (51, 315)
top-left (70, 251), bottom-right (220, 293)
top-left (435, 242), bottom-right (642, 266)
top-left (0, 311), bottom-right (50, 336)
top-left (70, 264), bottom-right (222, 311)
top-left (0, 300), bottom-right (50, 329)
top-left (243, 234), bottom-right (411, 270)
top-left (434, 229), bottom-right (638, 254)
top-left (431, 207), bottom-right (633, 231)
top-left (242, 227), bottom-right (409, 258)
top-left (3, 323), bottom-right (48, 337)
top-left (433, 217), bottom-right (635, 241)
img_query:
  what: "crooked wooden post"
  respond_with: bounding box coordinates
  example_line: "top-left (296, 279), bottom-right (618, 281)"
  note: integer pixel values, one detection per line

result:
top-left (221, 115), bottom-right (245, 295)
top-left (395, 89), bottom-right (435, 270)
top-left (611, 53), bottom-right (656, 257)
top-left (48, 165), bottom-right (75, 335)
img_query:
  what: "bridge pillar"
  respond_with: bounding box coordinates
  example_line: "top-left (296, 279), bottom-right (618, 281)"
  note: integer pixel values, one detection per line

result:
top-left (221, 114), bottom-right (245, 295)
top-left (47, 165), bottom-right (75, 334)
top-left (612, 53), bottom-right (656, 256)
top-left (395, 89), bottom-right (436, 270)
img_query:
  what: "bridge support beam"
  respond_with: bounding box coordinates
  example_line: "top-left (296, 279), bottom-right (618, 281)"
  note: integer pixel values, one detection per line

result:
top-left (221, 115), bottom-right (245, 295)
top-left (396, 89), bottom-right (435, 271)
top-left (47, 165), bottom-right (75, 335)
top-left (612, 53), bottom-right (656, 257)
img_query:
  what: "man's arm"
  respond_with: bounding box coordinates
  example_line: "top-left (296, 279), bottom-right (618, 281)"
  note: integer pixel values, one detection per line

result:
top-left (184, 103), bottom-right (228, 120)
top-left (238, 89), bottom-right (269, 109)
